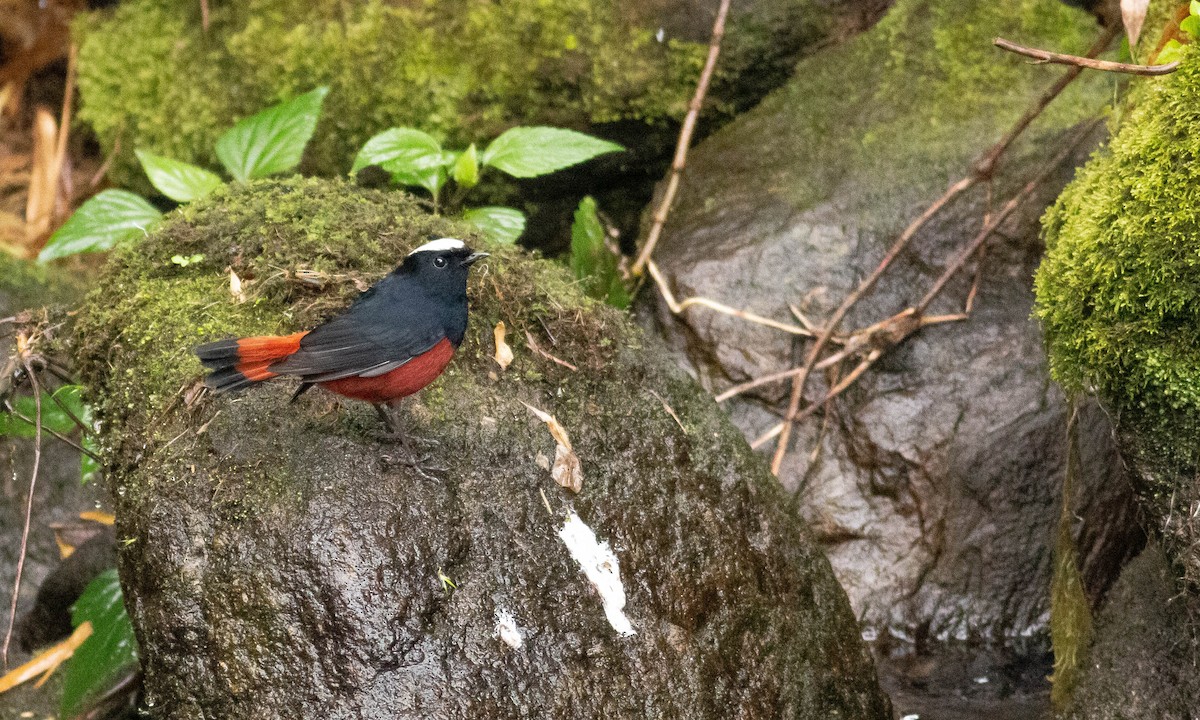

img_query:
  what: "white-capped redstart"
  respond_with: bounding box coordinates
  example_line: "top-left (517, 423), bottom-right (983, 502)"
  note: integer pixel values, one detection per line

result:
top-left (195, 238), bottom-right (487, 405)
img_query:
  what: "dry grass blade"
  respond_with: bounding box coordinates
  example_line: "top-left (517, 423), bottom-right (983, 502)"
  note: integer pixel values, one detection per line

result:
top-left (524, 330), bottom-right (577, 371)
top-left (0, 621), bottom-right (92, 693)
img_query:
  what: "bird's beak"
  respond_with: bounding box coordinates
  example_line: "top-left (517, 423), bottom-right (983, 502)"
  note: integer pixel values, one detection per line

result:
top-left (462, 252), bottom-right (489, 267)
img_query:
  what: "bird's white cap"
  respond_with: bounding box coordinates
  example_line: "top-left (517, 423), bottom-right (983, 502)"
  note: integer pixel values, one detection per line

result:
top-left (409, 237), bottom-right (467, 255)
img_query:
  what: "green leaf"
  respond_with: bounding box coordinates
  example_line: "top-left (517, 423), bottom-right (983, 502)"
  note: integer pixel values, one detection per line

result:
top-left (464, 206), bottom-right (526, 244)
top-left (61, 569), bottom-right (138, 718)
top-left (1158, 39), bottom-right (1186, 64)
top-left (1191, 0), bottom-right (1199, 17)
top-left (135, 149), bottom-right (223, 202)
top-left (1182, 15), bottom-right (1200, 37)
top-left (352, 127), bottom-right (442, 173)
top-left (215, 86), bottom-right (329, 182)
top-left (481, 127), bottom-right (623, 178)
top-left (453, 144), bottom-right (480, 189)
top-left (570, 196), bottom-right (629, 308)
top-left (38, 190), bottom-right (162, 262)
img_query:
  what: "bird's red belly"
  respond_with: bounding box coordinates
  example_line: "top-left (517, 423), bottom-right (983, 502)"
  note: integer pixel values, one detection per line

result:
top-left (319, 338), bottom-right (455, 403)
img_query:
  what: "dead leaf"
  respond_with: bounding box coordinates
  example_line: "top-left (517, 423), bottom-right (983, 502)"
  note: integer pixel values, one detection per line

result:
top-left (24, 107), bottom-right (59, 247)
top-left (493, 321), bottom-right (513, 370)
top-left (0, 622), bottom-right (92, 694)
top-left (1122, 0), bottom-right (1149, 47)
top-left (78, 510), bottom-right (115, 525)
top-left (229, 268), bottom-right (246, 303)
top-left (521, 402), bottom-right (583, 493)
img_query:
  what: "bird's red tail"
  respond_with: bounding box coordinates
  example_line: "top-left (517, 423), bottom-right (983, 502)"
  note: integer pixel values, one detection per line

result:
top-left (195, 332), bottom-right (308, 393)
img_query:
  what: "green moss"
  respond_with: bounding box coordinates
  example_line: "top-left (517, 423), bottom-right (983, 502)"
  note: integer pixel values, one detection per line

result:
top-left (72, 177), bottom-right (621, 489)
top-left (1033, 37), bottom-right (1200, 584)
top-left (74, 0), bottom-right (709, 189)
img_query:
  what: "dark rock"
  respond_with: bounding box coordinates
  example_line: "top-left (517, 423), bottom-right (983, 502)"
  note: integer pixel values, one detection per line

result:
top-left (646, 0), bottom-right (1140, 641)
top-left (72, 178), bottom-right (890, 719)
top-left (1065, 543), bottom-right (1200, 719)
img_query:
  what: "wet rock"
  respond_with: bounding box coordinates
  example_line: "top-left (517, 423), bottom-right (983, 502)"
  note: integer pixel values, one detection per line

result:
top-left (72, 177), bottom-right (890, 719)
top-left (1064, 544), bottom-right (1200, 719)
top-left (647, 0), bottom-right (1141, 641)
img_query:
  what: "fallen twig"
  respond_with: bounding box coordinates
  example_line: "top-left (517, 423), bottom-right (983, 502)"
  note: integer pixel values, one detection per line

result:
top-left (524, 330), bottom-right (578, 371)
top-left (763, 28), bottom-right (1117, 475)
top-left (632, 0), bottom-right (732, 276)
top-left (2, 356), bottom-right (43, 671)
top-left (994, 36), bottom-right (1178, 76)
top-left (647, 259), bottom-right (814, 337)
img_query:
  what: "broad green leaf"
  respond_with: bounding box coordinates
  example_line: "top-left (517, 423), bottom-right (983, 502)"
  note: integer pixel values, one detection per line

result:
top-left (1192, 0), bottom-right (1200, 17)
top-left (1182, 14), bottom-right (1200, 37)
top-left (38, 190), bottom-right (162, 262)
top-left (135, 149), bottom-right (223, 203)
top-left (453, 144), bottom-right (480, 188)
top-left (1158, 39), bottom-right (1186, 64)
top-left (215, 86), bottom-right (329, 182)
top-left (481, 127), bottom-right (623, 178)
top-left (464, 206), bottom-right (526, 244)
top-left (62, 569), bottom-right (138, 718)
top-left (81, 434), bottom-right (100, 485)
top-left (570, 196), bottom-right (629, 309)
top-left (352, 127), bottom-right (442, 173)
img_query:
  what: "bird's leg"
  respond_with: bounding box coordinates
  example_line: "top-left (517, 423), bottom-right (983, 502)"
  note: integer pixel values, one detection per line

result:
top-left (374, 401), bottom-right (445, 479)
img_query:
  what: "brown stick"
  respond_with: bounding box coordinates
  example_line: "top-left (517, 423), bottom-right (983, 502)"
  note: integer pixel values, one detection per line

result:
top-left (917, 120), bottom-right (1100, 313)
top-left (765, 29), bottom-right (1117, 475)
top-left (993, 36), bottom-right (1179, 76)
top-left (2, 363), bottom-right (42, 671)
top-left (631, 0), bottom-right (732, 276)
top-left (647, 259), bottom-right (815, 337)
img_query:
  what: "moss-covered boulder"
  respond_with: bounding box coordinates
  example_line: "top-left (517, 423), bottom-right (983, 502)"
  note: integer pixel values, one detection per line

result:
top-left (1034, 44), bottom-right (1200, 590)
top-left (647, 0), bottom-right (1131, 643)
top-left (71, 177), bottom-right (890, 718)
top-left (74, 0), bottom-right (872, 192)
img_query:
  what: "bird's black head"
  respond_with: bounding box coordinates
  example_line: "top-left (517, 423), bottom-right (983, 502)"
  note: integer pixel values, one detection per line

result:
top-left (399, 237), bottom-right (487, 297)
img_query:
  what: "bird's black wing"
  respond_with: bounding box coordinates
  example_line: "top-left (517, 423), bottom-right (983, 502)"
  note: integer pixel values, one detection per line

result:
top-left (269, 288), bottom-right (446, 382)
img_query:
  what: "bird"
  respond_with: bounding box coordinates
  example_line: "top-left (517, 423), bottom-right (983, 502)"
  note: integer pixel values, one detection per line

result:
top-left (194, 238), bottom-right (488, 431)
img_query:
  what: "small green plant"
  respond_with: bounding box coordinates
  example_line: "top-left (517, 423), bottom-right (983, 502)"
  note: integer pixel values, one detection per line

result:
top-left (569, 197), bottom-right (630, 308)
top-left (39, 87), bottom-right (329, 261)
top-left (1157, 1), bottom-right (1200, 64)
top-left (60, 569), bottom-right (138, 718)
top-left (0, 384), bottom-right (98, 483)
top-left (352, 126), bottom-right (623, 244)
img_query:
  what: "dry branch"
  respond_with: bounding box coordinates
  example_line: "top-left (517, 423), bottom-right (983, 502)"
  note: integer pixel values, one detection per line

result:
top-left (632, 0), bottom-right (732, 276)
top-left (994, 36), bottom-right (1179, 76)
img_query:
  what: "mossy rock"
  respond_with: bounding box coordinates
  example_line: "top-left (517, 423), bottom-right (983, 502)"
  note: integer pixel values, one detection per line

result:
top-left (1033, 41), bottom-right (1200, 589)
top-left (71, 177), bottom-right (890, 718)
top-left (73, 0), bottom-right (853, 193)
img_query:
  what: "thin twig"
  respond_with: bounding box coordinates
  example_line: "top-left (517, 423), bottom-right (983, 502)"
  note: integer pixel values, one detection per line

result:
top-left (647, 260), bottom-right (814, 337)
top-left (7, 409), bottom-right (99, 461)
top-left (917, 120), bottom-right (1100, 313)
top-left (765, 123), bottom-right (1098, 457)
top-left (2, 361), bottom-right (42, 671)
top-left (524, 330), bottom-right (578, 371)
top-left (994, 36), bottom-right (1179, 76)
top-left (765, 28), bottom-right (1116, 475)
top-left (632, 0), bottom-right (732, 276)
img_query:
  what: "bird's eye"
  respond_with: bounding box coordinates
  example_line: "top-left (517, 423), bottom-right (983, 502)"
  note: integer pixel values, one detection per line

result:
top-left (434, 256), bottom-right (448, 268)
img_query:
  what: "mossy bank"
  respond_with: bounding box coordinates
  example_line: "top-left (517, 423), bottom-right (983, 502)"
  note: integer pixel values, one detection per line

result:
top-left (69, 177), bottom-right (890, 718)
top-left (73, 0), bottom-right (854, 191)
top-left (1034, 41), bottom-right (1200, 589)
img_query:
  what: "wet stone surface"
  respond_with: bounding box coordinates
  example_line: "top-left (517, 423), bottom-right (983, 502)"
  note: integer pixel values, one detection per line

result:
top-left (73, 178), bottom-right (890, 719)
